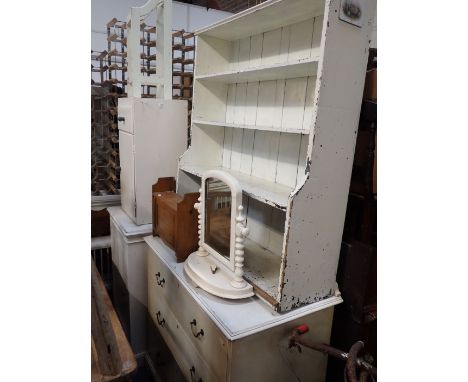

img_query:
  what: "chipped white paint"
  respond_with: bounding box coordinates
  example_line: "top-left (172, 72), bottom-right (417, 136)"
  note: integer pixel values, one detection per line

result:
top-left (178, 0), bottom-right (376, 311)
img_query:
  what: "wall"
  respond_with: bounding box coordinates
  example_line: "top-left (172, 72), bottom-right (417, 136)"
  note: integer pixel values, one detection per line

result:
top-left (92, 0), bottom-right (232, 52)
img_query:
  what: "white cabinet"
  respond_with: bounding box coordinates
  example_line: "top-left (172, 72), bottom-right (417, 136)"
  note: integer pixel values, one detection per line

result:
top-left (177, 0), bottom-right (376, 312)
top-left (108, 206), bottom-right (152, 355)
top-left (146, 235), bottom-right (341, 382)
top-left (119, 98), bottom-right (188, 225)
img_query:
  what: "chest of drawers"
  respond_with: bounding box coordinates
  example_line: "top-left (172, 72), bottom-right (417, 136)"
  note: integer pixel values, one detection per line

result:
top-left (145, 236), bottom-right (342, 382)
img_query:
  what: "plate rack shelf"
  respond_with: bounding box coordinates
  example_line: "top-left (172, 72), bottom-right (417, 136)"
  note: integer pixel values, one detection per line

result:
top-left (177, 0), bottom-right (376, 312)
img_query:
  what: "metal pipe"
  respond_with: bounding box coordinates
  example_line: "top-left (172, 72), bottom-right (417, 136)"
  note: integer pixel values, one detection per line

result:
top-left (346, 341), bottom-right (364, 382)
top-left (290, 329), bottom-right (377, 379)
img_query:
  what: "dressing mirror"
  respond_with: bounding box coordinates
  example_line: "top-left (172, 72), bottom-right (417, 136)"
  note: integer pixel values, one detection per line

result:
top-left (184, 170), bottom-right (254, 299)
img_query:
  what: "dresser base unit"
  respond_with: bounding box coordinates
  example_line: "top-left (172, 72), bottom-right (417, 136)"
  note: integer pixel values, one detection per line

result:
top-left (108, 206), bottom-right (152, 355)
top-left (146, 235), bottom-right (342, 382)
top-left (118, 97), bottom-right (188, 225)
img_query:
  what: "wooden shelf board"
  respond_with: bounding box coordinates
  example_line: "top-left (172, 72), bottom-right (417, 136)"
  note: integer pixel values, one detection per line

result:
top-left (180, 164), bottom-right (292, 209)
top-left (196, 58), bottom-right (318, 84)
top-left (243, 238), bottom-right (281, 301)
top-left (196, 0), bottom-right (325, 41)
top-left (192, 119), bottom-right (309, 135)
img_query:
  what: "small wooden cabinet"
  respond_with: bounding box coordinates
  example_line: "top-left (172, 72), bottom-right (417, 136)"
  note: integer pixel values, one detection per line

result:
top-left (152, 177), bottom-right (200, 262)
top-left (146, 235), bottom-right (341, 382)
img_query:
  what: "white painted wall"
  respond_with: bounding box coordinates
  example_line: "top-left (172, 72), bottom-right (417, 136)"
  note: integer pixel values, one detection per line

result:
top-left (92, 0), bottom-right (232, 52)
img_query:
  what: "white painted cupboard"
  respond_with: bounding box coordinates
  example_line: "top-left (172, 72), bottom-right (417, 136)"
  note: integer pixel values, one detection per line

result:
top-left (177, 0), bottom-right (376, 312)
top-left (118, 98), bottom-right (188, 225)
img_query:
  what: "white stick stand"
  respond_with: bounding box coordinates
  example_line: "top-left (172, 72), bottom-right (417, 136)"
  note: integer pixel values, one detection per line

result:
top-left (231, 206), bottom-right (249, 289)
top-left (194, 190), bottom-right (208, 257)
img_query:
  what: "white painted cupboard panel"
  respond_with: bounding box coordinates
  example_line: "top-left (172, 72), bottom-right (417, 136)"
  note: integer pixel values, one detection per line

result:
top-left (275, 133), bottom-right (301, 187)
top-left (311, 15), bottom-right (324, 58)
top-left (251, 130), bottom-right (280, 182)
top-left (279, 25), bottom-right (291, 63)
top-left (281, 77), bottom-right (308, 131)
top-left (238, 37), bottom-right (251, 70)
top-left (230, 128), bottom-right (244, 171)
top-left (240, 129), bottom-right (255, 174)
top-left (244, 82), bottom-right (259, 125)
top-left (249, 33), bottom-right (264, 67)
top-left (225, 83), bottom-right (237, 123)
top-left (222, 126), bottom-right (234, 168)
top-left (261, 28), bottom-right (282, 65)
top-left (256, 80), bottom-right (277, 127)
top-left (302, 75), bottom-right (317, 131)
top-left (288, 19), bottom-right (314, 61)
top-left (273, 79), bottom-right (286, 128)
top-left (233, 82), bottom-right (247, 124)
top-left (119, 130), bottom-right (135, 221)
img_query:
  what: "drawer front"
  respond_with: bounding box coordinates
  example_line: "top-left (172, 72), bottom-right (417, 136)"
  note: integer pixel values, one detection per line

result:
top-left (170, 282), bottom-right (229, 382)
top-left (148, 245), bottom-right (180, 303)
top-left (149, 293), bottom-right (220, 382)
top-left (147, 250), bottom-right (229, 381)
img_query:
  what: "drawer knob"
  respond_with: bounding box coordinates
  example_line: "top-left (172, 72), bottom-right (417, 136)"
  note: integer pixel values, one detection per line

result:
top-left (156, 311), bottom-right (166, 327)
top-left (117, 116), bottom-right (125, 122)
top-left (190, 319), bottom-right (204, 338)
top-left (155, 272), bottom-right (165, 287)
top-left (189, 366), bottom-right (202, 382)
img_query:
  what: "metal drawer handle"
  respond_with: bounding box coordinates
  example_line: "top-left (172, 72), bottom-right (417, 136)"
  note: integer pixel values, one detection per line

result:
top-left (156, 311), bottom-right (166, 327)
top-left (155, 272), bottom-right (165, 287)
top-left (190, 319), bottom-right (204, 338)
top-left (189, 366), bottom-right (202, 382)
top-left (117, 116), bottom-right (125, 122)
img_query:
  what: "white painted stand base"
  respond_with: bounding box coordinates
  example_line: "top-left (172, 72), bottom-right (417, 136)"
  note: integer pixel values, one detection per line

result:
top-left (184, 252), bottom-right (254, 299)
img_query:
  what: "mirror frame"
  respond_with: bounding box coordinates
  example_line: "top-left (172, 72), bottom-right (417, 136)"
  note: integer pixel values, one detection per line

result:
top-left (200, 170), bottom-right (242, 271)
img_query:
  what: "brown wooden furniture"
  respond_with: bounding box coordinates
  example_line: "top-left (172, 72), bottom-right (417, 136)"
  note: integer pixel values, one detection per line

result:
top-left (91, 262), bottom-right (136, 382)
top-left (152, 177), bottom-right (199, 262)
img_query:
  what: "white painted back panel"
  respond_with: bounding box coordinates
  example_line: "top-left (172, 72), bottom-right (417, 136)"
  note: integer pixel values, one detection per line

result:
top-left (281, 77), bottom-right (308, 130)
top-left (119, 130), bottom-right (136, 221)
top-left (275, 133), bottom-right (301, 187)
top-left (230, 128), bottom-right (244, 171)
top-left (245, 82), bottom-right (259, 125)
top-left (261, 28), bottom-right (282, 65)
top-left (251, 130), bottom-right (280, 182)
top-left (288, 19), bottom-right (314, 61)
top-left (233, 83), bottom-right (247, 124)
top-left (256, 80), bottom-right (277, 127)
top-left (310, 15), bottom-right (324, 58)
top-left (249, 33), bottom-right (264, 67)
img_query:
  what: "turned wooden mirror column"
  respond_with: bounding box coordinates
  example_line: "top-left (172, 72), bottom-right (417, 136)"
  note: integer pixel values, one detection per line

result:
top-left (184, 170), bottom-right (254, 299)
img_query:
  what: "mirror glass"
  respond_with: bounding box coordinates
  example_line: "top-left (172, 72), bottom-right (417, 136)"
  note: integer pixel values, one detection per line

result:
top-left (205, 177), bottom-right (231, 260)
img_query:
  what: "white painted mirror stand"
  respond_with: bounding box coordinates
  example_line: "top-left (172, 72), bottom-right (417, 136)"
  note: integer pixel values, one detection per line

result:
top-left (184, 170), bottom-right (254, 299)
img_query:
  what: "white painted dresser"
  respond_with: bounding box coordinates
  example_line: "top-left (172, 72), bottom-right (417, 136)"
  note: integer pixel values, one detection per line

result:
top-left (146, 235), bottom-right (342, 382)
